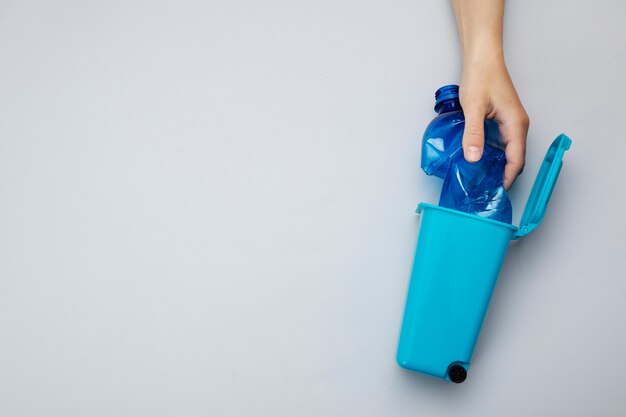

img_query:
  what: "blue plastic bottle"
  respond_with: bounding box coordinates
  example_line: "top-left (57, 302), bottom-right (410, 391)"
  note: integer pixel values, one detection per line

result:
top-left (421, 85), bottom-right (512, 223)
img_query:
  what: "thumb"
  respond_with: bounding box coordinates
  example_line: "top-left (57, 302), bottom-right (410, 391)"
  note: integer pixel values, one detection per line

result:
top-left (462, 109), bottom-right (486, 162)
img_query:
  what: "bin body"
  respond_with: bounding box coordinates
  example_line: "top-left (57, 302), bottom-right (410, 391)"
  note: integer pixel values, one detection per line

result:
top-left (397, 134), bottom-right (571, 382)
top-left (396, 203), bottom-right (517, 380)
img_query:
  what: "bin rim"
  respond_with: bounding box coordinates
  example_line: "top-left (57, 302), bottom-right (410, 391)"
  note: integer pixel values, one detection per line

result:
top-left (417, 202), bottom-right (519, 233)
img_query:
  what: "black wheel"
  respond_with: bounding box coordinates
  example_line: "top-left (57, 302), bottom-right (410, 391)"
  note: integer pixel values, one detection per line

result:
top-left (448, 365), bottom-right (467, 383)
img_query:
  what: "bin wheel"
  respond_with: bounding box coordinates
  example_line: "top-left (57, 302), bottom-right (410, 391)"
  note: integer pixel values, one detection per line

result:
top-left (448, 365), bottom-right (467, 383)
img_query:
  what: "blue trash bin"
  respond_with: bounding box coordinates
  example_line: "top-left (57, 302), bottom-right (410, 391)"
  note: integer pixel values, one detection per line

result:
top-left (397, 134), bottom-right (572, 383)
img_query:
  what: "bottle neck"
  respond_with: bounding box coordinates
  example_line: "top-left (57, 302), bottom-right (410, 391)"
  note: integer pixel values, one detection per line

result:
top-left (435, 98), bottom-right (462, 114)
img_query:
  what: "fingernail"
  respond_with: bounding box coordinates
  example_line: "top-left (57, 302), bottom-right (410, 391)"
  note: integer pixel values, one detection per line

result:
top-left (465, 146), bottom-right (482, 162)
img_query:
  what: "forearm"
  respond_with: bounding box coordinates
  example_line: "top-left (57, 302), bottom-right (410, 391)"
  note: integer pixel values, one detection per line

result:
top-left (452, 0), bottom-right (505, 66)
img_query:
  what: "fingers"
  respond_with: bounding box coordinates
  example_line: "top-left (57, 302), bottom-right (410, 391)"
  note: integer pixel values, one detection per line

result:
top-left (502, 113), bottom-right (529, 190)
top-left (462, 108), bottom-right (487, 162)
top-left (503, 140), bottom-right (525, 190)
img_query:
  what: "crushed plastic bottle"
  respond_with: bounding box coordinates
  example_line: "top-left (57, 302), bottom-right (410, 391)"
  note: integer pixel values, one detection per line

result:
top-left (421, 85), bottom-right (512, 223)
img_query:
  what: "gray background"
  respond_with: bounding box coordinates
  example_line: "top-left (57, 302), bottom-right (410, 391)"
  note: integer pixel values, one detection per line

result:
top-left (0, 0), bottom-right (625, 416)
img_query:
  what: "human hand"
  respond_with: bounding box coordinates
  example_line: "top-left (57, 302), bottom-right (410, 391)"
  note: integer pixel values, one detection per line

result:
top-left (452, 0), bottom-right (529, 190)
top-left (460, 57), bottom-right (529, 190)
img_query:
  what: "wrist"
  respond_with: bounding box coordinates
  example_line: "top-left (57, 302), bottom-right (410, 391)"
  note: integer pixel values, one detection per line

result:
top-left (463, 43), bottom-right (505, 69)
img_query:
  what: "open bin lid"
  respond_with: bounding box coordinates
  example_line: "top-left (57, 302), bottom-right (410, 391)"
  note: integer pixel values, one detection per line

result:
top-left (514, 134), bottom-right (572, 239)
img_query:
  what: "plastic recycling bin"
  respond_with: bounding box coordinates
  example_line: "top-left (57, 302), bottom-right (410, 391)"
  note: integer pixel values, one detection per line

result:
top-left (397, 134), bottom-right (572, 383)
